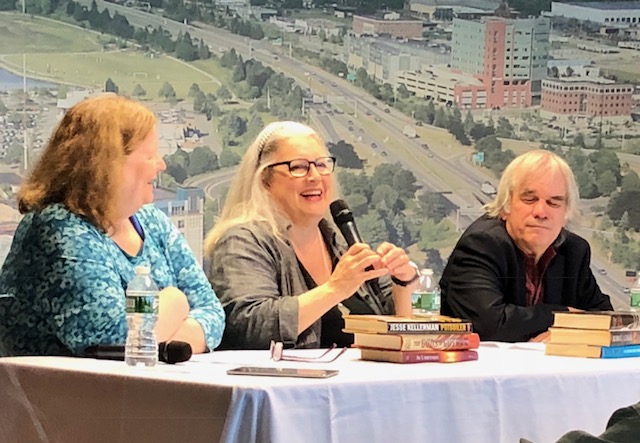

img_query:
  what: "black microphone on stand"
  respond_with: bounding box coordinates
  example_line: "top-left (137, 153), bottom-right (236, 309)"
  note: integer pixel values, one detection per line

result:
top-left (330, 199), bottom-right (384, 309)
top-left (82, 341), bottom-right (192, 364)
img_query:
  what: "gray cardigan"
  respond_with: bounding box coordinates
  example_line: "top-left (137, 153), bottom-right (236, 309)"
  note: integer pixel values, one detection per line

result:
top-left (207, 219), bottom-right (394, 349)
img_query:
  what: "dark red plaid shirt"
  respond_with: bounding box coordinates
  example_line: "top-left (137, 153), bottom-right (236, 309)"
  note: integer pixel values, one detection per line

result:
top-left (523, 247), bottom-right (557, 306)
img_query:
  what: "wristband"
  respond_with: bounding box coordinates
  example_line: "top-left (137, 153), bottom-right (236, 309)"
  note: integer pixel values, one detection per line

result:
top-left (391, 262), bottom-right (420, 287)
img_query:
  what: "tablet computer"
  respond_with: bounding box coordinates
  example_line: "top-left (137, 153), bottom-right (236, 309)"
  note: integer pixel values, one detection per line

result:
top-left (227, 366), bottom-right (339, 379)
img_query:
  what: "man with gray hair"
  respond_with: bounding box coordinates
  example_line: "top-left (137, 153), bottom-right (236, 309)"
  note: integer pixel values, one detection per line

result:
top-left (440, 149), bottom-right (612, 342)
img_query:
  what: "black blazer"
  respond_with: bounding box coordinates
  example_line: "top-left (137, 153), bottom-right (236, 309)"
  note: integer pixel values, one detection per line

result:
top-left (440, 215), bottom-right (613, 342)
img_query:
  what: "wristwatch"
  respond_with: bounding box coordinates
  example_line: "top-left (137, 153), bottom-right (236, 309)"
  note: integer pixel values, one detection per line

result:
top-left (391, 261), bottom-right (420, 287)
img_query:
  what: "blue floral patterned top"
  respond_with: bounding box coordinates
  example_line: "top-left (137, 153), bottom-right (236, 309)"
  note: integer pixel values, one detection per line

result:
top-left (0, 203), bottom-right (225, 356)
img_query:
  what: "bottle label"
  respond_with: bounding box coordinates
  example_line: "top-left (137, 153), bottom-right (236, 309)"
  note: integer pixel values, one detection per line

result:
top-left (126, 294), bottom-right (158, 314)
top-left (412, 291), bottom-right (440, 313)
top-left (631, 289), bottom-right (640, 309)
top-left (420, 291), bottom-right (440, 312)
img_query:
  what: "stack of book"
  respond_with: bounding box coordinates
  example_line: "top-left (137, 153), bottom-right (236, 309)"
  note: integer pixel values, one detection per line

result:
top-left (545, 311), bottom-right (640, 358)
top-left (343, 314), bottom-right (479, 364)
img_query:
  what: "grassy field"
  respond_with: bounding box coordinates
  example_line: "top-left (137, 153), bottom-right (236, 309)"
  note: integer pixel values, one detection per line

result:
top-left (0, 13), bottom-right (102, 54)
top-left (0, 13), bottom-right (223, 98)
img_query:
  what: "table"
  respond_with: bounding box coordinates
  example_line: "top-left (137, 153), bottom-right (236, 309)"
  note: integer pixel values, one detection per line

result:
top-left (1, 344), bottom-right (640, 443)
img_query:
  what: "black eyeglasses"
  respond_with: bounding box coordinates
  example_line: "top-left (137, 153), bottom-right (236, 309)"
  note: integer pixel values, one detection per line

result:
top-left (270, 341), bottom-right (347, 363)
top-left (267, 156), bottom-right (337, 178)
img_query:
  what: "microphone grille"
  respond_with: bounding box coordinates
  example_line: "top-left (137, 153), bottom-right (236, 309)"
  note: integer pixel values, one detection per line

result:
top-left (330, 199), bottom-right (353, 224)
top-left (162, 341), bottom-right (192, 364)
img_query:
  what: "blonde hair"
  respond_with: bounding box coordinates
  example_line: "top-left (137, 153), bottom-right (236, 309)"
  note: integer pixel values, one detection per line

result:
top-left (18, 94), bottom-right (156, 232)
top-left (205, 121), bottom-right (334, 253)
top-left (484, 149), bottom-right (579, 221)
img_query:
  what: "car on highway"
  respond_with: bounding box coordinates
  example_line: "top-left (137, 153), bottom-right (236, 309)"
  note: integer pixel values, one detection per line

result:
top-left (598, 269), bottom-right (607, 275)
top-left (623, 287), bottom-right (631, 294)
top-left (427, 152), bottom-right (434, 158)
top-left (371, 142), bottom-right (378, 149)
top-left (381, 150), bottom-right (388, 157)
top-left (384, 108), bottom-right (391, 113)
top-left (374, 116), bottom-right (381, 122)
top-left (421, 143), bottom-right (429, 149)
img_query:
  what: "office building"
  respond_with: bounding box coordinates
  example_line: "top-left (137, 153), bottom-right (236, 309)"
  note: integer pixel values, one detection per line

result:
top-left (450, 16), bottom-right (551, 108)
top-left (541, 77), bottom-right (634, 119)
top-left (352, 13), bottom-right (424, 39)
top-left (396, 66), bottom-right (486, 107)
top-left (153, 187), bottom-right (205, 265)
top-left (345, 35), bottom-right (449, 84)
top-left (551, 2), bottom-right (640, 27)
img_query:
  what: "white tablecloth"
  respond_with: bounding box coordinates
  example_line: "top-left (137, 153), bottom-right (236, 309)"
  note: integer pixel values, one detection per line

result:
top-left (1, 343), bottom-right (639, 443)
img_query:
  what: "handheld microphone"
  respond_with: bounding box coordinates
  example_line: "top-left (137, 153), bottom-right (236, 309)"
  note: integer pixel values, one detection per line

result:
top-left (330, 199), bottom-right (384, 309)
top-left (82, 341), bottom-right (192, 364)
top-left (330, 199), bottom-right (363, 246)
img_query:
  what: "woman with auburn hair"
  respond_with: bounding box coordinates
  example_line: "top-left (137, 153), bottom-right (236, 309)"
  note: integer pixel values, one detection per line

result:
top-left (0, 94), bottom-right (225, 356)
top-left (205, 121), bottom-right (418, 350)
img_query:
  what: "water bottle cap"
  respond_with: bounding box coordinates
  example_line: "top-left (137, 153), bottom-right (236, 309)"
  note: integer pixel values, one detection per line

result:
top-left (134, 265), bottom-right (151, 275)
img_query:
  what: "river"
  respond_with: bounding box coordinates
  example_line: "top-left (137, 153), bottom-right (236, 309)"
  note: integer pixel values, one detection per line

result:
top-left (0, 66), bottom-right (58, 91)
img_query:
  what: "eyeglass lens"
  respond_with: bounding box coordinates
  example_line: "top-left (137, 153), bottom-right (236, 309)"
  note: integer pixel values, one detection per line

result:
top-left (289, 157), bottom-right (335, 177)
top-left (269, 341), bottom-right (346, 363)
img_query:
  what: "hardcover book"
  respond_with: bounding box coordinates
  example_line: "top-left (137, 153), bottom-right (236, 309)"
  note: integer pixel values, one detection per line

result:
top-left (552, 311), bottom-right (640, 331)
top-left (354, 332), bottom-right (480, 351)
top-left (545, 343), bottom-right (640, 359)
top-left (343, 314), bottom-right (473, 335)
top-left (549, 327), bottom-right (640, 347)
top-left (360, 348), bottom-right (479, 364)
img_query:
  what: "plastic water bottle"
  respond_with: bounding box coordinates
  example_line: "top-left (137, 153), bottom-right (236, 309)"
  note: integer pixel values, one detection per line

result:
top-left (125, 265), bottom-right (159, 367)
top-left (411, 268), bottom-right (441, 316)
top-left (630, 277), bottom-right (640, 312)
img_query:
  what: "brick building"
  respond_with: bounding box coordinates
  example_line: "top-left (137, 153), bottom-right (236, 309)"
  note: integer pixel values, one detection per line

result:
top-left (541, 78), bottom-right (634, 118)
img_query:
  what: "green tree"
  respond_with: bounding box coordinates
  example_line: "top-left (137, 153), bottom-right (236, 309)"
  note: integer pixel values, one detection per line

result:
top-left (397, 84), bottom-right (411, 100)
top-left (596, 170), bottom-right (617, 197)
top-left (328, 141), bottom-right (364, 169)
top-left (158, 81), bottom-right (176, 100)
top-left (198, 40), bottom-right (211, 60)
top-left (105, 77), bottom-right (119, 94)
top-left (219, 149), bottom-right (241, 167)
top-left (344, 193), bottom-right (368, 218)
top-left (433, 107), bottom-right (447, 128)
top-left (589, 150), bottom-right (621, 187)
top-left (417, 218), bottom-right (452, 250)
top-left (463, 111), bottom-right (475, 134)
top-left (418, 192), bottom-right (448, 223)
top-left (175, 32), bottom-right (198, 61)
top-left (165, 163), bottom-right (187, 183)
top-left (372, 163), bottom-right (402, 190)
top-left (608, 190), bottom-right (640, 230)
top-left (338, 171), bottom-right (372, 203)
top-left (392, 169), bottom-right (419, 200)
top-left (219, 113), bottom-right (247, 138)
top-left (495, 117), bottom-right (515, 138)
top-left (358, 210), bottom-right (389, 248)
top-left (132, 83), bottom-right (146, 98)
top-left (217, 85), bottom-right (232, 101)
top-left (188, 83), bottom-right (201, 98)
top-left (371, 184), bottom-right (402, 216)
top-left (187, 146), bottom-right (219, 176)
top-left (621, 171), bottom-right (640, 193)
